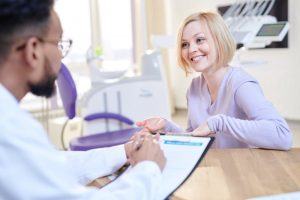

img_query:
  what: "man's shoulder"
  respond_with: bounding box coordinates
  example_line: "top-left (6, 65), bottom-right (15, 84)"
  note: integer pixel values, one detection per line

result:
top-left (0, 106), bottom-right (45, 143)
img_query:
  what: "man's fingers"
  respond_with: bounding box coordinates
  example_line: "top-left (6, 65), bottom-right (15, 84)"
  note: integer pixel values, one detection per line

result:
top-left (153, 133), bottom-right (160, 141)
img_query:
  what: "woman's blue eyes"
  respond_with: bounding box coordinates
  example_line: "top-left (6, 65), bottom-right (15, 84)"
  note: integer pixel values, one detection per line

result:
top-left (181, 37), bottom-right (206, 49)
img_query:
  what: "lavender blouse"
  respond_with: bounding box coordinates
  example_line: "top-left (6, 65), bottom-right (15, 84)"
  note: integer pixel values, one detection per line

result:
top-left (165, 67), bottom-right (292, 150)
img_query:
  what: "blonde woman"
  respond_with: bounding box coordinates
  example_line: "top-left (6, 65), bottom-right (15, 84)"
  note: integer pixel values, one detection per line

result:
top-left (137, 12), bottom-right (292, 150)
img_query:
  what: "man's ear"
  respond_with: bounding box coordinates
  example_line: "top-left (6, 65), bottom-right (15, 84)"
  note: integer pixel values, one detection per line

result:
top-left (23, 37), bottom-right (43, 70)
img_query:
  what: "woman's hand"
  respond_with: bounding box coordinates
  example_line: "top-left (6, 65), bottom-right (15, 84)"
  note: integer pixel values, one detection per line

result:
top-left (136, 117), bottom-right (166, 133)
top-left (191, 122), bottom-right (215, 137)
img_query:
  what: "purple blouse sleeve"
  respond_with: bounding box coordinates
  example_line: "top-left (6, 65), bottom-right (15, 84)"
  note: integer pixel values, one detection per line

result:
top-left (207, 82), bottom-right (292, 150)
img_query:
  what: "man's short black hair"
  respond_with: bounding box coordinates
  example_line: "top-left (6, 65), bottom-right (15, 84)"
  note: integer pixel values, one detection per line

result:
top-left (0, 0), bottom-right (54, 63)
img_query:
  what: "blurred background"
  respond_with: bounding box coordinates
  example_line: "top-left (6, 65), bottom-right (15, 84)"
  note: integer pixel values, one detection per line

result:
top-left (20, 0), bottom-right (300, 149)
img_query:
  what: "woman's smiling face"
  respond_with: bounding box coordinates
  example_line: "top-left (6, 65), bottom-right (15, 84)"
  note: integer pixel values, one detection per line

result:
top-left (181, 20), bottom-right (217, 73)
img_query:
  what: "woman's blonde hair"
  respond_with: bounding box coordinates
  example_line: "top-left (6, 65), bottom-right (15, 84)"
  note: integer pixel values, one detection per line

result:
top-left (177, 12), bottom-right (236, 74)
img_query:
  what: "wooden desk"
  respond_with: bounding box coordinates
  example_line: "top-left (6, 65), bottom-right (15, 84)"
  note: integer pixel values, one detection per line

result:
top-left (172, 148), bottom-right (300, 200)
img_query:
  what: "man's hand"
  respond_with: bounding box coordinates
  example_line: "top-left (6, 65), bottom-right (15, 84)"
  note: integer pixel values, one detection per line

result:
top-left (125, 129), bottom-right (151, 159)
top-left (126, 132), bottom-right (166, 172)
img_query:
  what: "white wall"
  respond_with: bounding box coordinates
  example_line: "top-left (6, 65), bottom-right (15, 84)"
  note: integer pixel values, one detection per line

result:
top-left (166, 0), bottom-right (300, 120)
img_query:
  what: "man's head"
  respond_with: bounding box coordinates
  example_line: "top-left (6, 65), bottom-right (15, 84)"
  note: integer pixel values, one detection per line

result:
top-left (0, 0), bottom-right (64, 99)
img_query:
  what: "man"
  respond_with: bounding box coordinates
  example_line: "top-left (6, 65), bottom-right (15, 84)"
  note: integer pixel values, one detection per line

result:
top-left (0, 0), bottom-right (166, 199)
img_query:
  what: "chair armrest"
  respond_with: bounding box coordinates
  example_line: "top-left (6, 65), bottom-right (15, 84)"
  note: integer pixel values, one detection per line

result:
top-left (83, 112), bottom-right (134, 125)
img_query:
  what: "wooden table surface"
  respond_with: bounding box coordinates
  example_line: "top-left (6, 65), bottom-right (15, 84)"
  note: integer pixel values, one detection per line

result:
top-left (171, 148), bottom-right (300, 200)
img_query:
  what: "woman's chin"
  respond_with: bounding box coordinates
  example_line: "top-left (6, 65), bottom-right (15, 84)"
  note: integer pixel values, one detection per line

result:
top-left (191, 64), bottom-right (209, 73)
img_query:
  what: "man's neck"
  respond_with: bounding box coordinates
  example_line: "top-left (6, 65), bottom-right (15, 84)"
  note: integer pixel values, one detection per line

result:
top-left (0, 65), bottom-right (28, 102)
top-left (0, 80), bottom-right (27, 102)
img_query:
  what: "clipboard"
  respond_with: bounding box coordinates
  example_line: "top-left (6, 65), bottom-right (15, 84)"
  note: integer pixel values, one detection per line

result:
top-left (157, 135), bottom-right (214, 199)
top-left (98, 135), bottom-right (214, 200)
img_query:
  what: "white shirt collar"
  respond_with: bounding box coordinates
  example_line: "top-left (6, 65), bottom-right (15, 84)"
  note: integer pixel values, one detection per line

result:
top-left (0, 84), bottom-right (19, 111)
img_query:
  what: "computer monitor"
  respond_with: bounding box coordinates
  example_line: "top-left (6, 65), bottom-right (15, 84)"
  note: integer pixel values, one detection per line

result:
top-left (255, 22), bottom-right (289, 42)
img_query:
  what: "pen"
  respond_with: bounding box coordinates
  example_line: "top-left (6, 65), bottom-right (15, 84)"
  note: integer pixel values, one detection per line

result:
top-left (133, 136), bottom-right (145, 150)
top-left (115, 162), bottom-right (130, 177)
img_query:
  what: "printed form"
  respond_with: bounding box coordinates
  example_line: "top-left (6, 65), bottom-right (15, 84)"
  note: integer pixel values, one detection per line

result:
top-left (155, 135), bottom-right (212, 200)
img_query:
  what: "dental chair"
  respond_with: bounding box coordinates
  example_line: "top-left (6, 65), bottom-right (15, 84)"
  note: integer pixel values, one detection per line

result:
top-left (56, 63), bottom-right (140, 151)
